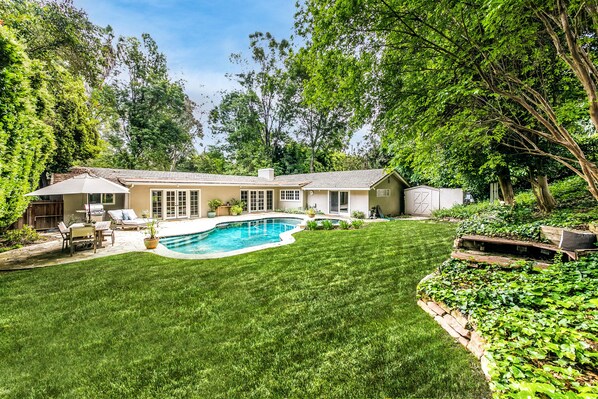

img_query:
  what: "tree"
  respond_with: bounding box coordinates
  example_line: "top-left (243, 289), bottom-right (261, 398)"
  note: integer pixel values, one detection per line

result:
top-left (210, 32), bottom-right (294, 171)
top-left (287, 48), bottom-right (354, 172)
top-left (0, 25), bottom-right (54, 228)
top-left (297, 0), bottom-right (598, 207)
top-left (1, 0), bottom-right (108, 173)
top-left (101, 34), bottom-right (202, 171)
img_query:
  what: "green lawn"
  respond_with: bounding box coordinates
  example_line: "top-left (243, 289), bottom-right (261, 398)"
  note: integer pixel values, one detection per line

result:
top-left (0, 221), bottom-right (490, 398)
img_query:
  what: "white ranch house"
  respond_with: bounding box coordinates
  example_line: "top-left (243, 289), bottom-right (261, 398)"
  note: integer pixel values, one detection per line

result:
top-left (55, 167), bottom-right (410, 221)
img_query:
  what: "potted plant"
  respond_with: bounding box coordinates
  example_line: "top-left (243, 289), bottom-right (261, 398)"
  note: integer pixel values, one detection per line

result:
top-left (207, 199), bottom-right (223, 218)
top-left (229, 198), bottom-right (244, 216)
top-left (306, 208), bottom-right (316, 218)
top-left (144, 219), bottom-right (160, 249)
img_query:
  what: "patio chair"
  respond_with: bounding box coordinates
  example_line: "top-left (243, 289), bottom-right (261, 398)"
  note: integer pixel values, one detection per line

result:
top-left (107, 209), bottom-right (148, 230)
top-left (58, 221), bottom-right (70, 251)
top-left (69, 225), bottom-right (96, 256)
top-left (94, 221), bottom-right (115, 246)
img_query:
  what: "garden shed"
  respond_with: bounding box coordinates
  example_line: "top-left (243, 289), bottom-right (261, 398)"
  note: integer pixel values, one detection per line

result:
top-left (404, 186), bottom-right (463, 216)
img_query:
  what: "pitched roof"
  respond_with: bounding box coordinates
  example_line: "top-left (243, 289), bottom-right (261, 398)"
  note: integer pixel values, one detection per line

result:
top-left (274, 169), bottom-right (397, 189)
top-left (65, 167), bottom-right (286, 186)
top-left (55, 167), bottom-right (407, 190)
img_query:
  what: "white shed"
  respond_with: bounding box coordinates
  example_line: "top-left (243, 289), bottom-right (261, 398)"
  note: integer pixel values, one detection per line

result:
top-left (404, 185), bottom-right (463, 216)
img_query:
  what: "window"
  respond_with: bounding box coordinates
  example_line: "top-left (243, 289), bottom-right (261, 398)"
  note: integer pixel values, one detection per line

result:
top-left (280, 190), bottom-right (300, 201)
top-left (151, 190), bottom-right (163, 219)
top-left (266, 190), bottom-right (273, 210)
top-left (190, 190), bottom-right (199, 217)
top-left (240, 190), bottom-right (248, 211)
top-left (89, 193), bottom-right (115, 205)
top-left (376, 189), bottom-right (391, 198)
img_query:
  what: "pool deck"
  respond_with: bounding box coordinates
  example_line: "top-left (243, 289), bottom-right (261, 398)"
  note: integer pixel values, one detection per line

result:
top-left (0, 213), bottom-right (361, 271)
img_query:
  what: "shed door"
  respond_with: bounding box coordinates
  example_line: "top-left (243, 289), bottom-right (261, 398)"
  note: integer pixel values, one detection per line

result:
top-left (411, 189), bottom-right (432, 215)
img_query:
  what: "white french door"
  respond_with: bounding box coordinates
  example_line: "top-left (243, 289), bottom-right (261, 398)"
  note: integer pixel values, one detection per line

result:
top-left (152, 189), bottom-right (200, 219)
top-left (329, 191), bottom-right (349, 214)
top-left (242, 189), bottom-right (274, 212)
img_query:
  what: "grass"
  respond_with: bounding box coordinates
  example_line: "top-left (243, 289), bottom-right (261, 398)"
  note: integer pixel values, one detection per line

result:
top-left (0, 221), bottom-right (490, 398)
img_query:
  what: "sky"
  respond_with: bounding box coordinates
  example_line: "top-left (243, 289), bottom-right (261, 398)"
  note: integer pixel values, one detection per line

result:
top-left (73, 0), bottom-right (298, 147)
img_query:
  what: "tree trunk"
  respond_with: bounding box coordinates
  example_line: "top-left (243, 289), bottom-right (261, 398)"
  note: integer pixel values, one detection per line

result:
top-left (497, 167), bottom-right (515, 205)
top-left (309, 150), bottom-right (315, 173)
top-left (530, 174), bottom-right (557, 213)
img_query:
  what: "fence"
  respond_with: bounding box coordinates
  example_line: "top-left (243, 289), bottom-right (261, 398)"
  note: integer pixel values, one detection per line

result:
top-left (12, 201), bottom-right (64, 231)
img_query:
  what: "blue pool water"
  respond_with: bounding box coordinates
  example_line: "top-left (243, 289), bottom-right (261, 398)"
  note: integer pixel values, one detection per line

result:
top-left (160, 218), bottom-right (302, 255)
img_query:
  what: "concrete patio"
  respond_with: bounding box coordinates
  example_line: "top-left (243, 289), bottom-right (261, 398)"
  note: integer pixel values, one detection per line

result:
top-left (0, 213), bottom-right (363, 271)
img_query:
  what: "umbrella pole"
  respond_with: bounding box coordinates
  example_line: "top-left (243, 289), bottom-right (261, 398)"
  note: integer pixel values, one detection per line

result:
top-left (86, 193), bottom-right (90, 223)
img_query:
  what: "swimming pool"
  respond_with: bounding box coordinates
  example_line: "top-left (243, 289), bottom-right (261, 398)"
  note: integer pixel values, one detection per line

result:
top-left (160, 217), bottom-right (302, 255)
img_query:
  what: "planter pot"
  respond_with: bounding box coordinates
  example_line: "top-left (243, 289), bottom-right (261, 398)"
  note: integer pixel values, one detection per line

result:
top-left (207, 211), bottom-right (216, 218)
top-left (308, 214), bottom-right (316, 218)
top-left (144, 237), bottom-right (159, 250)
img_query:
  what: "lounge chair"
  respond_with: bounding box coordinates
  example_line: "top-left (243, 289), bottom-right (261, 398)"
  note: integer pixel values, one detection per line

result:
top-left (107, 209), bottom-right (148, 230)
top-left (70, 226), bottom-right (96, 256)
top-left (58, 221), bottom-right (70, 251)
top-left (94, 221), bottom-right (115, 246)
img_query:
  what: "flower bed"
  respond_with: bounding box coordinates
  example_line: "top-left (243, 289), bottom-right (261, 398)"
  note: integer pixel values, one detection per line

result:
top-left (417, 257), bottom-right (598, 398)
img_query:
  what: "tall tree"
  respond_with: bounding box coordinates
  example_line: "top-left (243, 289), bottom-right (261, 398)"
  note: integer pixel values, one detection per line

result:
top-left (0, 25), bottom-right (54, 228)
top-left (0, 0), bottom-right (109, 173)
top-left (297, 0), bottom-right (598, 206)
top-left (287, 48), bottom-right (354, 172)
top-left (101, 34), bottom-right (202, 171)
top-left (210, 32), bottom-right (294, 172)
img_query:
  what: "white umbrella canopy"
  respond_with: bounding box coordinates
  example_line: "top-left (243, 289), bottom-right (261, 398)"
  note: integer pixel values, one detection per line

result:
top-left (25, 173), bottom-right (129, 196)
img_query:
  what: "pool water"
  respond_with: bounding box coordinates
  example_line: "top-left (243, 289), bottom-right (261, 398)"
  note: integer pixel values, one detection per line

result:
top-left (160, 218), bottom-right (302, 255)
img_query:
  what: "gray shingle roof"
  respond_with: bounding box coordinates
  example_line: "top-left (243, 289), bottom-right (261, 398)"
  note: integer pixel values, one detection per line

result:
top-left (274, 169), bottom-right (391, 189)
top-left (61, 167), bottom-right (403, 190)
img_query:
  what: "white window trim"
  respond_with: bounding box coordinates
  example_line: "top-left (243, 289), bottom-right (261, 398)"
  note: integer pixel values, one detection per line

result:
top-left (150, 188), bottom-right (201, 220)
top-left (376, 188), bottom-right (391, 198)
top-left (280, 189), bottom-right (300, 201)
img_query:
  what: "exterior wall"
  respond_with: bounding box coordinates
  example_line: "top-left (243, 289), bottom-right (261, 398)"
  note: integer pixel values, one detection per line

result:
top-left (439, 188), bottom-right (464, 209)
top-left (305, 190), bottom-right (328, 213)
top-left (303, 189), bottom-right (369, 216)
top-left (63, 193), bottom-right (125, 223)
top-left (129, 185), bottom-right (241, 218)
top-left (369, 175), bottom-right (404, 216)
top-left (350, 190), bottom-right (370, 216)
top-left (275, 187), bottom-right (304, 211)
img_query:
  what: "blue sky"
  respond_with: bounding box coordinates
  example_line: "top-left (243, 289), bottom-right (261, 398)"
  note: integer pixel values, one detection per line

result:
top-left (74, 0), bottom-right (298, 146)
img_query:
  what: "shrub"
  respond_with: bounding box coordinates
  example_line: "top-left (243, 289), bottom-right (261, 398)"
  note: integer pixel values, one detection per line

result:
top-left (351, 219), bottom-right (364, 229)
top-left (339, 220), bottom-right (350, 230)
top-left (352, 210), bottom-right (366, 219)
top-left (418, 257), bottom-right (598, 398)
top-left (305, 220), bottom-right (318, 230)
top-left (208, 199), bottom-right (223, 212)
top-left (321, 220), bottom-right (334, 230)
top-left (2, 225), bottom-right (40, 246)
top-left (306, 208), bottom-right (316, 217)
top-left (230, 204), bottom-right (243, 215)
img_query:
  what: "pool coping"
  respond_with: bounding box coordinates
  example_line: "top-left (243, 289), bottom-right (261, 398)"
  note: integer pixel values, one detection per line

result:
top-left (153, 215), bottom-right (345, 260)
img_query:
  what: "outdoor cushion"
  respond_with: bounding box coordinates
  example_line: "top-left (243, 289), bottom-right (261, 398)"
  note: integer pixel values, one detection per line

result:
top-left (108, 210), bottom-right (123, 222)
top-left (122, 209), bottom-right (137, 220)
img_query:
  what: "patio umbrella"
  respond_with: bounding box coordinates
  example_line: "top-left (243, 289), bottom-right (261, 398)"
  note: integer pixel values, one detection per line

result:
top-left (26, 173), bottom-right (130, 222)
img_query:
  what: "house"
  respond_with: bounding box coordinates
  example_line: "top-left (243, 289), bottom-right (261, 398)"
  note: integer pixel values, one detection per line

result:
top-left (54, 167), bottom-right (409, 220)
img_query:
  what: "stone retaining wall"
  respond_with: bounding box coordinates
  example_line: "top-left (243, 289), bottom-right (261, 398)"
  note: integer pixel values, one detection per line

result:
top-left (417, 294), bottom-right (491, 380)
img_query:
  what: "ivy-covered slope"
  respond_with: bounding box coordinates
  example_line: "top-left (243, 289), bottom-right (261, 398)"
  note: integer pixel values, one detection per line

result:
top-left (418, 257), bottom-right (598, 398)
top-left (433, 177), bottom-right (598, 241)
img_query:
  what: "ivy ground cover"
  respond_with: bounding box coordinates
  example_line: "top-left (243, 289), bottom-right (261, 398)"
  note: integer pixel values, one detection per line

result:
top-left (0, 221), bottom-right (490, 398)
top-left (419, 258), bottom-right (598, 398)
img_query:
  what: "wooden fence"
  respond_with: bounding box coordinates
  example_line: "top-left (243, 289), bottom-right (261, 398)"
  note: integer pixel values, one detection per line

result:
top-left (11, 200), bottom-right (64, 231)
